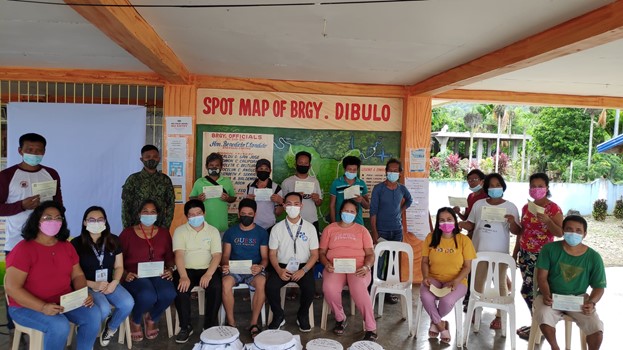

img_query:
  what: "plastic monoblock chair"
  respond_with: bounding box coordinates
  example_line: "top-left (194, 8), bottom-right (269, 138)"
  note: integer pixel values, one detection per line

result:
top-left (320, 285), bottom-right (356, 330)
top-left (267, 282), bottom-right (315, 328)
top-left (218, 283), bottom-right (267, 327)
top-left (174, 285), bottom-right (206, 335)
top-left (414, 293), bottom-right (464, 347)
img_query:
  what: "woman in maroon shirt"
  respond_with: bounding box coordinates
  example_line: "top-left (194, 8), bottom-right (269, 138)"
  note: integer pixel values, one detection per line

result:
top-left (120, 199), bottom-right (175, 341)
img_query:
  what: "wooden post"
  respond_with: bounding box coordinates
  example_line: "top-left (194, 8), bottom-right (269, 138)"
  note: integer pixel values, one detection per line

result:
top-left (162, 84), bottom-right (197, 231)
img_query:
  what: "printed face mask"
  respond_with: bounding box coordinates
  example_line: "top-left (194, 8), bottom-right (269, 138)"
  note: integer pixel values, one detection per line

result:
top-left (344, 172), bottom-right (357, 180)
top-left (257, 171), bottom-right (270, 181)
top-left (140, 214), bottom-right (157, 226)
top-left (296, 165), bottom-right (310, 174)
top-left (86, 222), bottom-right (106, 234)
top-left (529, 188), bottom-right (548, 200)
top-left (208, 168), bottom-right (221, 176)
top-left (188, 216), bottom-right (204, 228)
top-left (40, 220), bottom-right (62, 237)
top-left (341, 212), bottom-right (356, 224)
top-left (285, 205), bottom-right (301, 219)
top-left (143, 159), bottom-right (159, 170)
top-left (23, 153), bottom-right (44, 167)
top-left (439, 222), bottom-right (455, 234)
top-left (563, 232), bottom-right (583, 247)
top-left (386, 172), bottom-right (399, 182)
top-left (488, 188), bottom-right (504, 198)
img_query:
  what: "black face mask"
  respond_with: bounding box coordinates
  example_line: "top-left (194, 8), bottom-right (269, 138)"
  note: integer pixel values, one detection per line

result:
top-left (296, 165), bottom-right (310, 174)
top-left (240, 215), bottom-right (254, 227)
top-left (257, 171), bottom-right (270, 181)
top-left (143, 159), bottom-right (159, 170)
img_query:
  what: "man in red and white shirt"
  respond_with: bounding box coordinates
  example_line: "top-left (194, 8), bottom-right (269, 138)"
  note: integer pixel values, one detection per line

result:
top-left (0, 133), bottom-right (62, 253)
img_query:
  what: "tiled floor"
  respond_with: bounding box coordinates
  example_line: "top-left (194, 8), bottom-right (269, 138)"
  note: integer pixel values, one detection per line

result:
top-left (1, 267), bottom-right (619, 349)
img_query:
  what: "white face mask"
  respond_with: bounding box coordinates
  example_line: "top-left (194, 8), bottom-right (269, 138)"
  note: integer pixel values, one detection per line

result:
top-left (285, 205), bottom-right (301, 219)
top-left (86, 222), bottom-right (106, 234)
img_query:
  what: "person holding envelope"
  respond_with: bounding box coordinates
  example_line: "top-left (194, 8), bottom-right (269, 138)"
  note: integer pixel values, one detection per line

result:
top-left (221, 198), bottom-right (269, 338)
top-left (459, 172), bottom-right (520, 330)
top-left (71, 206), bottom-right (134, 347)
top-left (329, 156), bottom-right (369, 225)
top-left (421, 207), bottom-right (476, 344)
top-left (119, 199), bottom-right (176, 341)
top-left (5, 201), bottom-right (99, 350)
top-left (246, 158), bottom-right (284, 232)
top-left (319, 199), bottom-right (376, 341)
top-left (281, 151), bottom-right (323, 234)
top-left (189, 152), bottom-right (236, 234)
top-left (266, 192), bottom-right (319, 332)
top-left (513, 172), bottom-right (563, 340)
top-left (172, 199), bottom-right (223, 344)
top-left (534, 215), bottom-right (606, 350)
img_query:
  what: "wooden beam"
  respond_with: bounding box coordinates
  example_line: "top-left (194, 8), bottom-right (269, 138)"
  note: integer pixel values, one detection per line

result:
top-left (195, 75), bottom-right (406, 98)
top-left (409, 0), bottom-right (623, 96)
top-left (435, 89), bottom-right (623, 109)
top-left (0, 67), bottom-right (165, 86)
top-left (66, 0), bottom-right (190, 84)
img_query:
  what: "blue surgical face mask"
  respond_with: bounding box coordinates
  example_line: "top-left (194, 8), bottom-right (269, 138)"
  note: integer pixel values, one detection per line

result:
top-left (469, 184), bottom-right (482, 192)
top-left (387, 172), bottom-right (400, 183)
top-left (188, 216), bottom-right (204, 228)
top-left (140, 214), bottom-right (157, 226)
top-left (341, 212), bottom-right (356, 224)
top-left (23, 153), bottom-right (43, 167)
top-left (488, 188), bottom-right (504, 198)
top-left (344, 171), bottom-right (357, 180)
top-left (564, 232), bottom-right (583, 247)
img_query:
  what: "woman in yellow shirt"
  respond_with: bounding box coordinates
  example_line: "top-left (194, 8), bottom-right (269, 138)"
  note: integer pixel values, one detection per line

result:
top-left (421, 207), bottom-right (476, 344)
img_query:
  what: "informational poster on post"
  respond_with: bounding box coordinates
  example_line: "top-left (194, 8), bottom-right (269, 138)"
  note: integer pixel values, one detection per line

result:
top-left (405, 177), bottom-right (430, 240)
top-left (202, 132), bottom-right (274, 212)
top-left (167, 137), bottom-right (187, 203)
top-left (359, 165), bottom-right (387, 218)
top-left (166, 116), bottom-right (193, 135)
top-left (409, 148), bottom-right (427, 173)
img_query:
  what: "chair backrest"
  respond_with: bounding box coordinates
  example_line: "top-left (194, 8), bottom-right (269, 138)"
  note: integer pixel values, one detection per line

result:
top-left (373, 241), bottom-right (413, 284)
top-left (468, 251), bottom-right (516, 300)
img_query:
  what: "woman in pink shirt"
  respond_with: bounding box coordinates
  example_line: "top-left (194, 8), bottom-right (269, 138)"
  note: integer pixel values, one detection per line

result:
top-left (319, 199), bottom-right (376, 341)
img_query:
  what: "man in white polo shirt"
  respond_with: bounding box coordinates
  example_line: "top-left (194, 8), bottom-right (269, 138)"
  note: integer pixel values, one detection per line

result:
top-left (266, 192), bottom-right (319, 333)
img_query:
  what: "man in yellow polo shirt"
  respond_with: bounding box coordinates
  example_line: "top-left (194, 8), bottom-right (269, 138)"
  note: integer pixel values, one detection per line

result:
top-left (172, 199), bottom-right (223, 343)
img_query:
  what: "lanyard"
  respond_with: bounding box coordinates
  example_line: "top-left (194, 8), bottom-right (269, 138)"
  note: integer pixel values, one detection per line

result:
top-left (285, 220), bottom-right (303, 255)
top-left (139, 224), bottom-right (155, 261)
top-left (90, 240), bottom-right (106, 268)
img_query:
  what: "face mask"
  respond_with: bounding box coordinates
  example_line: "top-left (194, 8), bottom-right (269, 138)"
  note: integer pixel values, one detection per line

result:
top-left (40, 220), bottom-right (62, 237)
top-left (341, 212), bottom-right (356, 224)
top-left (23, 153), bottom-right (43, 167)
top-left (140, 214), bottom-right (157, 226)
top-left (188, 216), bottom-right (204, 228)
top-left (208, 168), bottom-right (221, 176)
top-left (257, 171), bottom-right (270, 181)
top-left (240, 215), bottom-right (254, 227)
top-left (143, 159), bottom-right (159, 170)
top-left (529, 188), bottom-right (548, 200)
top-left (488, 188), bottom-right (504, 198)
top-left (387, 172), bottom-right (399, 183)
top-left (296, 165), bottom-right (310, 174)
top-left (344, 171), bottom-right (357, 180)
top-left (86, 222), bottom-right (106, 234)
top-left (469, 184), bottom-right (482, 192)
top-left (285, 205), bottom-right (301, 219)
top-left (439, 222), bottom-right (455, 234)
top-left (564, 232), bottom-right (584, 247)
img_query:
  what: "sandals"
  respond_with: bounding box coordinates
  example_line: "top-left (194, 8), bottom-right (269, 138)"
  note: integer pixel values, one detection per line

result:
top-left (517, 325), bottom-right (531, 340)
top-left (143, 314), bottom-right (159, 340)
top-left (333, 317), bottom-right (348, 335)
top-left (129, 321), bottom-right (143, 342)
top-left (490, 316), bottom-right (502, 330)
top-left (439, 321), bottom-right (451, 344)
top-left (249, 324), bottom-right (261, 338)
top-left (428, 323), bottom-right (439, 338)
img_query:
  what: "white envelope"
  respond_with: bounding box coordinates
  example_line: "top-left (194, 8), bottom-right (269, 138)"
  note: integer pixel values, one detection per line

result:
top-left (430, 285), bottom-right (452, 298)
top-left (60, 287), bottom-right (88, 313)
top-left (333, 258), bottom-right (357, 274)
top-left (343, 185), bottom-right (360, 200)
top-left (203, 185), bottom-right (223, 199)
top-left (229, 260), bottom-right (253, 274)
top-left (137, 261), bottom-right (164, 278)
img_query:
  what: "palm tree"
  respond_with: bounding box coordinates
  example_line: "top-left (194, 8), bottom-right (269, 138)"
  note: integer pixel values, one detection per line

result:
top-left (464, 112), bottom-right (483, 168)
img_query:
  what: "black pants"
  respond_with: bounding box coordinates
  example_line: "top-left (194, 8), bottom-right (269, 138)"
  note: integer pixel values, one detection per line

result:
top-left (173, 268), bottom-right (223, 329)
top-left (266, 263), bottom-right (314, 320)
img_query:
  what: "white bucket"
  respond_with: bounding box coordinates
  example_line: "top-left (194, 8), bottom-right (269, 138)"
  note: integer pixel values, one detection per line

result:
top-left (192, 326), bottom-right (244, 350)
top-left (347, 341), bottom-right (384, 350)
top-left (306, 338), bottom-right (343, 350)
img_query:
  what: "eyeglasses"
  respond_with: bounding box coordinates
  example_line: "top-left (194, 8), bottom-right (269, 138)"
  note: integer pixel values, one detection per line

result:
top-left (86, 218), bottom-right (106, 224)
top-left (41, 216), bottom-right (63, 222)
top-left (467, 178), bottom-right (482, 183)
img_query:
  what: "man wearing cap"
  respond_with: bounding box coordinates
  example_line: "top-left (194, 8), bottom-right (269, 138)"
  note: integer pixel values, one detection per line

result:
top-left (246, 159), bottom-right (284, 233)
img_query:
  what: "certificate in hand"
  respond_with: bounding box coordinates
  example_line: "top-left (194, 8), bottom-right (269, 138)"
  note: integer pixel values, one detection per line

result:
top-left (448, 196), bottom-right (468, 208)
top-left (254, 188), bottom-right (273, 202)
top-left (343, 185), bottom-right (360, 200)
top-left (229, 260), bottom-right (253, 274)
top-left (333, 258), bottom-right (357, 274)
top-left (60, 287), bottom-right (88, 313)
top-left (294, 181), bottom-right (315, 195)
top-left (137, 261), bottom-right (164, 278)
top-left (552, 293), bottom-right (584, 312)
top-left (32, 180), bottom-right (57, 202)
top-left (480, 206), bottom-right (507, 222)
top-left (528, 200), bottom-right (546, 215)
top-left (430, 285), bottom-right (452, 298)
top-left (203, 185), bottom-right (223, 199)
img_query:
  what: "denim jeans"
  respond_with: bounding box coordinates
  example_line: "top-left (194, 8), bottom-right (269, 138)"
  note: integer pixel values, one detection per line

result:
top-left (122, 276), bottom-right (176, 324)
top-left (9, 304), bottom-right (101, 350)
top-left (90, 284), bottom-right (135, 331)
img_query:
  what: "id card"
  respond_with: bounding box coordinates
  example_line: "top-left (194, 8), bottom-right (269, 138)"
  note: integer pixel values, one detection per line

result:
top-left (95, 269), bottom-right (108, 282)
top-left (286, 257), bottom-right (300, 272)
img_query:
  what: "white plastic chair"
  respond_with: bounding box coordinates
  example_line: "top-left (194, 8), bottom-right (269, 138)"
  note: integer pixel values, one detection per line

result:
top-left (320, 285), bottom-right (356, 330)
top-left (414, 294), bottom-right (464, 347)
top-left (174, 285), bottom-right (206, 334)
top-left (115, 316), bottom-right (133, 349)
top-left (369, 241), bottom-right (414, 336)
top-left (267, 282), bottom-right (315, 328)
top-left (527, 268), bottom-right (587, 350)
top-left (218, 283), bottom-right (266, 327)
top-left (462, 252), bottom-right (516, 349)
